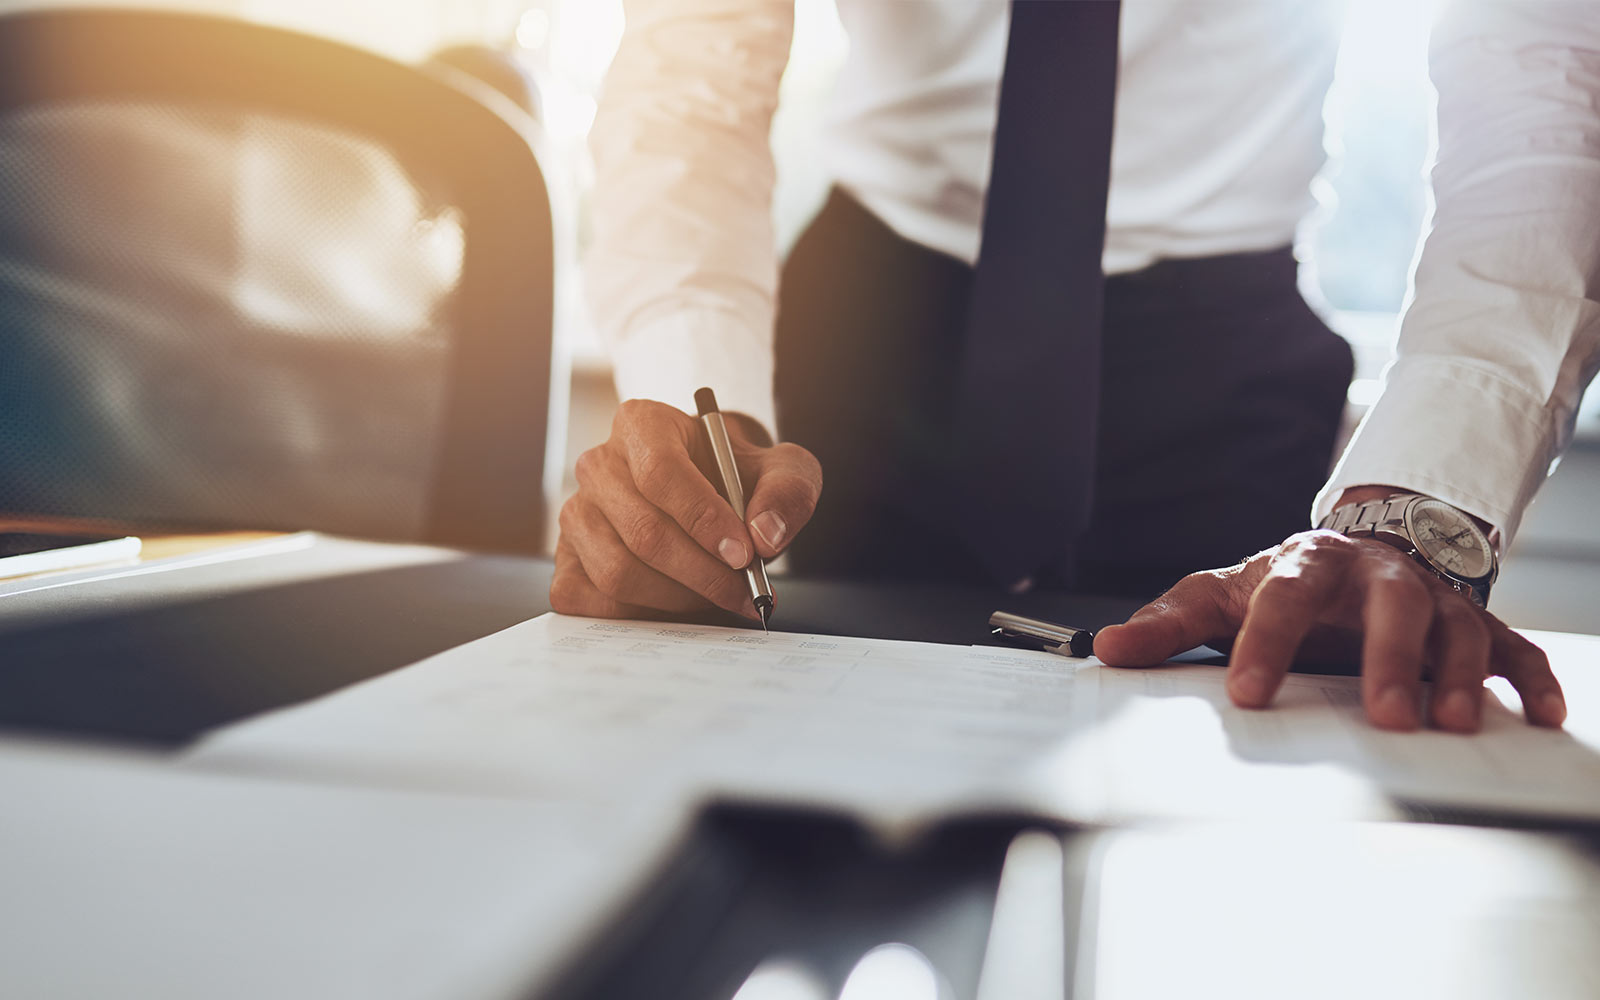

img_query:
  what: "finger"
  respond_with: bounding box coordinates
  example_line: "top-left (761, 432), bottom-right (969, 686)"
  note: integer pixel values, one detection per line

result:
top-left (560, 497), bottom-right (719, 613)
top-left (1228, 539), bottom-right (1354, 709)
top-left (575, 453), bottom-right (755, 614)
top-left (549, 537), bottom-right (655, 620)
top-left (1094, 565), bottom-right (1251, 667)
top-left (1489, 625), bottom-right (1567, 727)
top-left (1425, 595), bottom-right (1490, 733)
top-left (743, 442), bottom-right (823, 558)
top-left (561, 490), bottom-right (752, 617)
top-left (1356, 563), bottom-right (1435, 731)
top-left (613, 401), bottom-right (752, 570)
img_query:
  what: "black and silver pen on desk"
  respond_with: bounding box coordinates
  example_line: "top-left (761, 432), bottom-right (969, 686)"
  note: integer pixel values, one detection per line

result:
top-left (695, 387), bottom-right (775, 631)
top-left (990, 610), bottom-right (1095, 658)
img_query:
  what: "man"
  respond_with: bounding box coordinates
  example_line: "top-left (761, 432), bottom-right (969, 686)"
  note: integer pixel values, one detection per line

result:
top-left (553, 0), bottom-right (1598, 734)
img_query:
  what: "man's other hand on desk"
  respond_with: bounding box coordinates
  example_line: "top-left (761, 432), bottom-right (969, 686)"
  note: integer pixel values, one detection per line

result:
top-left (551, 399), bottom-right (822, 620)
top-left (1094, 531), bottom-right (1567, 734)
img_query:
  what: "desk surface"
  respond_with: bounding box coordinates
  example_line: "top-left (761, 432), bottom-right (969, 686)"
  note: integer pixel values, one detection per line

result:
top-left (0, 534), bottom-right (1147, 746)
top-left (0, 533), bottom-right (1107, 1000)
top-left (0, 517), bottom-right (281, 566)
top-left (2, 531), bottom-right (1594, 752)
top-left (1, 533), bottom-right (1596, 1000)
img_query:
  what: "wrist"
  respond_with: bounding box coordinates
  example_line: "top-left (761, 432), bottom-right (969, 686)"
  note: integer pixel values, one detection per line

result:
top-left (1322, 487), bottom-right (1499, 607)
top-left (1333, 484), bottom-right (1491, 535)
top-left (1333, 484), bottom-right (1402, 510)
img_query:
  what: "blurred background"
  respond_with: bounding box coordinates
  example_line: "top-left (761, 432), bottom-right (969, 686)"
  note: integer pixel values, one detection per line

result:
top-left (12, 0), bottom-right (1598, 631)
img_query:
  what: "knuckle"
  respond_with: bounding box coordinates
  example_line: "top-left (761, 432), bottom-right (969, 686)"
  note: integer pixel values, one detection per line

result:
top-left (1169, 567), bottom-right (1223, 598)
top-left (1160, 569), bottom-right (1241, 626)
top-left (772, 442), bottom-right (823, 481)
top-left (613, 398), bottom-right (654, 429)
top-left (1242, 545), bottom-right (1281, 567)
top-left (1284, 530), bottom-right (1355, 564)
top-left (587, 551), bottom-right (630, 596)
top-left (683, 495), bottom-right (726, 541)
top-left (557, 496), bottom-right (582, 536)
top-left (765, 473), bottom-right (821, 515)
top-left (631, 449), bottom-right (673, 498)
top-left (619, 509), bottom-right (672, 562)
top-left (1358, 537), bottom-right (1418, 569)
top-left (1252, 571), bottom-right (1318, 608)
top-left (573, 447), bottom-right (602, 488)
top-left (548, 570), bottom-right (586, 613)
top-left (615, 398), bottom-right (682, 440)
top-left (1212, 560), bottom-right (1268, 620)
top-left (1282, 529), bottom-right (1327, 550)
top-left (1373, 564), bottom-right (1431, 603)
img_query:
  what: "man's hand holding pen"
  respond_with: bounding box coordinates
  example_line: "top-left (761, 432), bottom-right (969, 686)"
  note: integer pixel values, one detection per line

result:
top-left (550, 398), bottom-right (822, 623)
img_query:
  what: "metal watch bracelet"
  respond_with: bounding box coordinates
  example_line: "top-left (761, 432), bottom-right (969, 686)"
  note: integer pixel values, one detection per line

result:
top-left (1319, 494), bottom-right (1415, 538)
top-left (1318, 493), bottom-right (1494, 608)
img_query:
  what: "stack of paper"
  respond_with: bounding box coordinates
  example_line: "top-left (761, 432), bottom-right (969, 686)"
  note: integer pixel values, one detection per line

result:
top-left (189, 614), bottom-right (1600, 835)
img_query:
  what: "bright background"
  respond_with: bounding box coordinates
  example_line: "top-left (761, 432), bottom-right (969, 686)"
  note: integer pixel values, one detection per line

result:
top-left (109, 0), bottom-right (1600, 629)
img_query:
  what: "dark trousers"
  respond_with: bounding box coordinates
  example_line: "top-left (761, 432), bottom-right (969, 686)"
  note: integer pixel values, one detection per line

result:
top-left (775, 189), bottom-right (1355, 599)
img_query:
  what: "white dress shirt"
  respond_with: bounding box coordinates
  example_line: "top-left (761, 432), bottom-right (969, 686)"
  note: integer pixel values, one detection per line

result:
top-left (587, 0), bottom-right (1600, 548)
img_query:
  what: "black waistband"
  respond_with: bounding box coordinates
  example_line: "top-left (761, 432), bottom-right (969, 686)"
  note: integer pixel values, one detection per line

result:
top-left (1107, 245), bottom-right (1300, 309)
top-left (829, 184), bottom-right (1299, 308)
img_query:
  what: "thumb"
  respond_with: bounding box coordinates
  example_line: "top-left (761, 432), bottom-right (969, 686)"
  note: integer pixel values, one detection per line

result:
top-left (1094, 569), bottom-right (1247, 666)
top-left (743, 442), bottom-right (823, 559)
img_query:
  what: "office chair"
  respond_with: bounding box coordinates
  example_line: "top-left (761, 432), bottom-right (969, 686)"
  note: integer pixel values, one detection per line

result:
top-left (0, 8), bottom-right (557, 553)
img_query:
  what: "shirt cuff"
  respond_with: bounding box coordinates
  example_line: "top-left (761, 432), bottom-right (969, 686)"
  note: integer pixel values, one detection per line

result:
top-left (608, 307), bottom-right (777, 440)
top-left (1315, 357), bottom-right (1558, 548)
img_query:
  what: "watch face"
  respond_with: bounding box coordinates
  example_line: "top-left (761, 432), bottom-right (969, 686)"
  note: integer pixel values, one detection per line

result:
top-left (1407, 499), bottom-right (1494, 581)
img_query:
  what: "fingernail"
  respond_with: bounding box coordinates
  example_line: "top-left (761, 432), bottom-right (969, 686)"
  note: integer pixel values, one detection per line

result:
top-left (718, 538), bottom-right (748, 569)
top-left (1376, 685), bottom-right (1418, 730)
top-left (1435, 688), bottom-right (1477, 731)
top-left (1229, 667), bottom-right (1272, 706)
top-left (1539, 691), bottom-right (1567, 725)
top-left (751, 511), bottom-right (787, 551)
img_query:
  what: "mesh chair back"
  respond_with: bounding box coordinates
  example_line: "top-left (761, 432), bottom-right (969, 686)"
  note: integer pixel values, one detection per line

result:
top-left (0, 10), bottom-right (554, 552)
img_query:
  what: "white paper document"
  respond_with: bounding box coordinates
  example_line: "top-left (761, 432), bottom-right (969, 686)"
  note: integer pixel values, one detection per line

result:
top-left (191, 614), bottom-right (1600, 831)
top-left (192, 614), bottom-right (1098, 830)
top-left (1020, 657), bottom-right (1600, 822)
top-left (0, 737), bottom-right (690, 1000)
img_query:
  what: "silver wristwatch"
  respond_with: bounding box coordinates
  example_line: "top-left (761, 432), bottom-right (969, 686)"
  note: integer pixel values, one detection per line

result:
top-left (1317, 493), bottom-right (1498, 608)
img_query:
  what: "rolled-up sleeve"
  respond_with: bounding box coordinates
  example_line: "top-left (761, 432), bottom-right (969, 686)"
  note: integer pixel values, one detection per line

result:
top-left (1317, 0), bottom-right (1600, 546)
top-left (584, 0), bottom-right (793, 436)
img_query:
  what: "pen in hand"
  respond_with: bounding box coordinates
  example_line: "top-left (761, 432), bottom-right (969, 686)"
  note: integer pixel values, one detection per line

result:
top-left (695, 388), bottom-right (775, 631)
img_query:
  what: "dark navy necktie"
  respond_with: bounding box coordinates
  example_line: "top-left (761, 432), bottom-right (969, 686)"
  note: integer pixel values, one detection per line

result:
top-left (955, 0), bottom-right (1121, 586)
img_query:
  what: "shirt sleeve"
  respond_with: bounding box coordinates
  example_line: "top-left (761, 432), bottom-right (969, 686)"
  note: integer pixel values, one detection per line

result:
top-left (1316, 0), bottom-right (1600, 547)
top-left (584, 0), bottom-right (793, 438)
